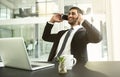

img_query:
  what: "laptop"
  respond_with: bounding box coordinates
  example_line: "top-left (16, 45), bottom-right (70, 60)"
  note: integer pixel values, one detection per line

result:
top-left (0, 37), bottom-right (54, 70)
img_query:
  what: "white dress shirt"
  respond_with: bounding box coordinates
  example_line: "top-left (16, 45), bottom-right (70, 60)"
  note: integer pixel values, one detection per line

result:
top-left (55, 25), bottom-right (83, 57)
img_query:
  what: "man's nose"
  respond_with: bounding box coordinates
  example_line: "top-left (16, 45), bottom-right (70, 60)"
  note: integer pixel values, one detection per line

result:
top-left (68, 14), bottom-right (72, 17)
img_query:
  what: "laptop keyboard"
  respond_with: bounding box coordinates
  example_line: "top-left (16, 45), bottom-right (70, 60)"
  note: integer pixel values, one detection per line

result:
top-left (31, 65), bottom-right (41, 67)
top-left (31, 61), bottom-right (54, 68)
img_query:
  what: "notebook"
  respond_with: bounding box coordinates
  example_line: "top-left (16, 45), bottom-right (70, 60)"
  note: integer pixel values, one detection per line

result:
top-left (0, 37), bottom-right (54, 70)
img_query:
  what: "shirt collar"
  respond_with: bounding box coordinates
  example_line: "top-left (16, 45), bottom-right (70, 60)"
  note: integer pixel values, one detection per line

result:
top-left (72, 25), bottom-right (83, 30)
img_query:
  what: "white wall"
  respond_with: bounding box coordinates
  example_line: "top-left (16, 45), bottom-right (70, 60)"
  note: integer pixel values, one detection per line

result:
top-left (92, 0), bottom-right (120, 61)
top-left (0, 0), bottom-right (14, 9)
top-left (110, 0), bottom-right (120, 60)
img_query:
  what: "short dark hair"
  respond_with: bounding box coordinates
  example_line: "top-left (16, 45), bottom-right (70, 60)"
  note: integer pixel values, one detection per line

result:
top-left (69, 7), bottom-right (83, 15)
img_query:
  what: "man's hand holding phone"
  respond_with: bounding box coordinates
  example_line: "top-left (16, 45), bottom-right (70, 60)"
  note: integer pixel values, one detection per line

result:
top-left (49, 13), bottom-right (68, 23)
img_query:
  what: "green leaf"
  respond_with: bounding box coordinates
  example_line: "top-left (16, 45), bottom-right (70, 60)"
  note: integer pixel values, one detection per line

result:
top-left (57, 56), bottom-right (65, 63)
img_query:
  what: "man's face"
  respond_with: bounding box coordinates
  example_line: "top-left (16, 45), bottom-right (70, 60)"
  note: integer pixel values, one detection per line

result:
top-left (68, 9), bottom-right (79, 26)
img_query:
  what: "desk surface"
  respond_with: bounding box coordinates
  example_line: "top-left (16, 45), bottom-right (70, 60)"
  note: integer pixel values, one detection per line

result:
top-left (0, 61), bottom-right (120, 77)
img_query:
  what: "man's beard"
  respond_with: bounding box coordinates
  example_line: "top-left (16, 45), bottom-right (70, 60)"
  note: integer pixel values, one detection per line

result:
top-left (68, 17), bottom-right (78, 26)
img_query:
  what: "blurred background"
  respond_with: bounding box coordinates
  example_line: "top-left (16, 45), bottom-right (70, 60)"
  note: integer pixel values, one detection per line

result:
top-left (0, 0), bottom-right (120, 61)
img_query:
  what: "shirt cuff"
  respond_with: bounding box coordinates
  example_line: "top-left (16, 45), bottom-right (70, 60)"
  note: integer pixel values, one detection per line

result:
top-left (48, 21), bottom-right (54, 25)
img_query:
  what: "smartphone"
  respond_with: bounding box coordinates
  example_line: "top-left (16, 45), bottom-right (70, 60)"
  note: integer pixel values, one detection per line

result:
top-left (61, 14), bottom-right (68, 20)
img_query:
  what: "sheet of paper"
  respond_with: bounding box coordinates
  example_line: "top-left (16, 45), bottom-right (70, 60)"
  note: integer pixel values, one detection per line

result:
top-left (0, 62), bottom-right (4, 67)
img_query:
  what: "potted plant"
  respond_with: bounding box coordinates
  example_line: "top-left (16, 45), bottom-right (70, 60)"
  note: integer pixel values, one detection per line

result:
top-left (57, 56), bottom-right (67, 74)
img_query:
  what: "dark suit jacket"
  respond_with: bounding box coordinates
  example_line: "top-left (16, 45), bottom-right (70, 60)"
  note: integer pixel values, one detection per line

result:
top-left (42, 20), bottom-right (102, 63)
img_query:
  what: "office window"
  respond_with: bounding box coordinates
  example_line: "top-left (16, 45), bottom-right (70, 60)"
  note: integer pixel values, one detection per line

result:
top-left (0, 0), bottom-right (108, 61)
top-left (0, 3), bottom-right (12, 20)
top-left (0, 4), bottom-right (6, 19)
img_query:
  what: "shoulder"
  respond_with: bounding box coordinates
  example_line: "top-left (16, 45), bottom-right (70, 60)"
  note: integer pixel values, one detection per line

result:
top-left (58, 30), bottom-right (67, 35)
top-left (74, 28), bottom-right (87, 37)
top-left (77, 27), bottom-right (86, 32)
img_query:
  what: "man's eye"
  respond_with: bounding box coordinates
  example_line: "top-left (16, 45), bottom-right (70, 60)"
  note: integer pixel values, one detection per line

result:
top-left (68, 13), bottom-right (71, 15)
top-left (72, 13), bottom-right (76, 15)
top-left (68, 12), bottom-right (76, 16)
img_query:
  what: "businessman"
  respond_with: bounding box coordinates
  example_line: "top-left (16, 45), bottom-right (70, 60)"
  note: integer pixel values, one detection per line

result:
top-left (42, 7), bottom-right (102, 63)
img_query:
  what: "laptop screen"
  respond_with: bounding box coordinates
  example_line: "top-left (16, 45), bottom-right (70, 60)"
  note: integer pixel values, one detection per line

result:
top-left (0, 37), bottom-right (54, 70)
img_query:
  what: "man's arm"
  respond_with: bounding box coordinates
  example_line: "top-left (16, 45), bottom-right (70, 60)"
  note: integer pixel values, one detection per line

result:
top-left (42, 13), bottom-right (64, 42)
top-left (82, 20), bottom-right (102, 43)
top-left (42, 22), bottom-right (57, 42)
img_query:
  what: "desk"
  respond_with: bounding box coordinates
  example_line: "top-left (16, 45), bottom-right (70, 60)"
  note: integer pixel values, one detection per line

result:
top-left (0, 61), bottom-right (120, 77)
